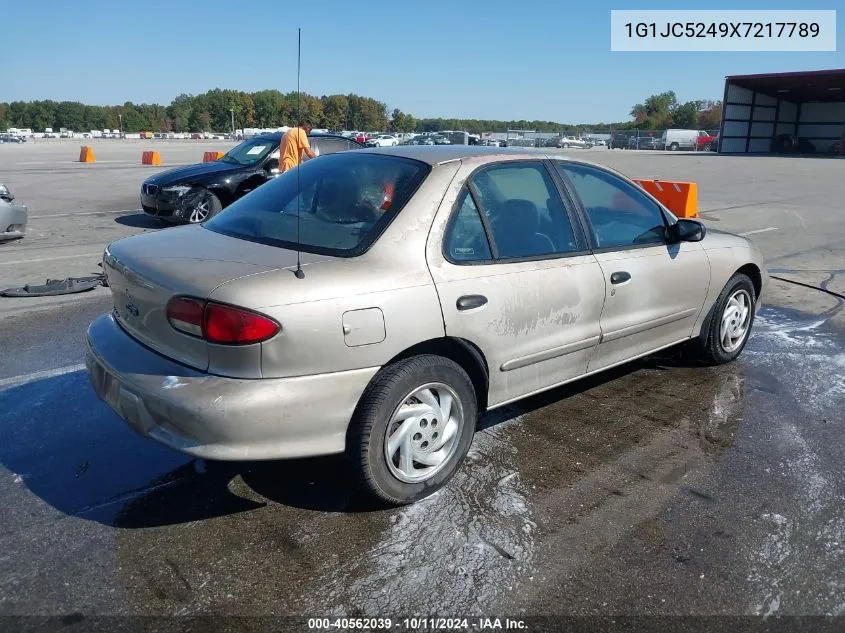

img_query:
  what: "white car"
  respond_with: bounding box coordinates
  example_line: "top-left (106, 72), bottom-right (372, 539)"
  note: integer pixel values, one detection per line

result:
top-left (558, 136), bottom-right (589, 149)
top-left (0, 184), bottom-right (27, 242)
top-left (366, 134), bottom-right (399, 147)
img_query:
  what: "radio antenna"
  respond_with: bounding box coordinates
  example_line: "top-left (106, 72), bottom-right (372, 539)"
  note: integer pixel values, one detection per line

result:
top-left (293, 27), bottom-right (305, 279)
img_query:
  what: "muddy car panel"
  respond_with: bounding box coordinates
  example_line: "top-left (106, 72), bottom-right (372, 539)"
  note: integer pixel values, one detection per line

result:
top-left (425, 155), bottom-right (607, 406)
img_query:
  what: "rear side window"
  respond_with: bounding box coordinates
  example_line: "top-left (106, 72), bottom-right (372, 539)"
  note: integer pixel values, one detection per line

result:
top-left (205, 153), bottom-right (429, 256)
top-left (555, 162), bottom-right (667, 249)
top-left (471, 162), bottom-right (579, 259)
top-left (311, 137), bottom-right (360, 155)
top-left (444, 191), bottom-right (492, 262)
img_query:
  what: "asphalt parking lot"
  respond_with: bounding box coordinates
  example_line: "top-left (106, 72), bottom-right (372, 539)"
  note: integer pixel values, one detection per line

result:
top-left (0, 140), bottom-right (843, 624)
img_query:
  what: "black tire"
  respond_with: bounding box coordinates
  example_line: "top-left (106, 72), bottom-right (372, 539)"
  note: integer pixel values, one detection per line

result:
top-left (695, 273), bottom-right (756, 365)
top-left (348, 355), bottom-right (478, 506)
top-left (183, 188), bottom-right (222, 224)
top-left (669, 142), bottom-right (679, 151)
top-left (703, 143), bottom-right (712, 152)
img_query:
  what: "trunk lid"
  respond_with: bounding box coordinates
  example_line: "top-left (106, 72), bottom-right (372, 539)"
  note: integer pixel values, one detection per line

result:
top-left (104, 225), bottom-right (330, 371)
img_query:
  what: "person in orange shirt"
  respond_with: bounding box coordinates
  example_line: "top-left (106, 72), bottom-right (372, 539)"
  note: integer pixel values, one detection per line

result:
top-left (279, 120), bottom-right (316, 172)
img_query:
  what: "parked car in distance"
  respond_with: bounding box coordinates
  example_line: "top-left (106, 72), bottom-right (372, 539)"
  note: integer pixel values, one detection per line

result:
top-left (608, 134), bottom-right (629, 149)
top-left (139, 133), bottom-right (364, 224)
top-left (633, 137), bottom-right (660, 150)
top-left (710, 137), bottom-right (720, 152)
top-left (0, 133), bottom-right (25, 143)
top-left (366, 134), bottom-right (399, 147)
top-left (558, 136), bottom-right (589, 149)
top-left (696, 131), bottom-right (718, 152)
top-left (660, 129), bottom-right (716, 151)
top-left (88, 145), bottom-right (767, 506)
top-left (0, 183), bottom-right (27, 241)
top-left (591, 139), bottom-right (606, 147)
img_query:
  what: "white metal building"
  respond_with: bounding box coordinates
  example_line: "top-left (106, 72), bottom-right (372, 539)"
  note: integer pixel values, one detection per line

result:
top-left (719, 68), bottom-right (845, 155)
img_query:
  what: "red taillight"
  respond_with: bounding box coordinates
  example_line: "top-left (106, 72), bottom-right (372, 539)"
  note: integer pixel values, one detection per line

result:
top-left (204, 303), bottom-right (279, 344)
top-left (166, 297), bottom-right (280, 345)
top-left (166, 297), bottom-right (204, 337)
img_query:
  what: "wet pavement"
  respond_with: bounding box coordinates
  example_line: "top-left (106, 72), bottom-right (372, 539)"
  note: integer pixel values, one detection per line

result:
top-left (0, 303), bottom-right (843, 624)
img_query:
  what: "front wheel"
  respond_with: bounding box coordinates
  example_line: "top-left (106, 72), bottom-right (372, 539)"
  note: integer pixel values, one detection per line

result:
top-left (669, 142), bottom-right (679, 151)
top-left (348, 355), bottom-right (477, 506)
top-left (182, 187), bottom-right (222, 224)
top-left (695, 273), bottom-right (756, 365)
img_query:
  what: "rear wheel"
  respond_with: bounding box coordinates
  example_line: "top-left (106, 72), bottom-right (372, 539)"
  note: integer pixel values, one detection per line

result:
top-left (183, 188), bottom-right (222, 224)
top-left (348, 355), bottom-right (477, 506)
top-left (695, 273), bottom-right (756, 365)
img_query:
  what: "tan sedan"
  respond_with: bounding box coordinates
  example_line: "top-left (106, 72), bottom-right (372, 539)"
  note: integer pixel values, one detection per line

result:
top-left (86, 146), bottom-right (767, 505)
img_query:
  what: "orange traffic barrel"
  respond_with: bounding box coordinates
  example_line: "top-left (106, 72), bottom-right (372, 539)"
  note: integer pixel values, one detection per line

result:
top-left (141, 151), bottom-right (161, 166)
top-left (79, 146), bottom-right (96, 163)
top-left (633, 178), bottom-right (698, 218)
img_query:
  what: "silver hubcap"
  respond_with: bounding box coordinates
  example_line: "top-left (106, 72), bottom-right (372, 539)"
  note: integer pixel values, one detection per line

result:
top-left (384, 383), bottom-right (463, 484)
top-left (720, 289), bottom-right (752, 353)
top-left (189, 198), bottom-right (210, 223)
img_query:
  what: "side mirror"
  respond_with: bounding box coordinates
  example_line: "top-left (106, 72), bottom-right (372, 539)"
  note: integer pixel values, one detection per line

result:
top-left (670, 218), bottom-right (706, 243)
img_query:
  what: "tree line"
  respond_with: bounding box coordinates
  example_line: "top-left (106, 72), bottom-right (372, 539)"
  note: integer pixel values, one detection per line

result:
top-left (0, 90), bottom-right (393, 135)
top-left (0, 88), bottom-right (722, 135)
top-left (626, 91), bottom-right (722, 131)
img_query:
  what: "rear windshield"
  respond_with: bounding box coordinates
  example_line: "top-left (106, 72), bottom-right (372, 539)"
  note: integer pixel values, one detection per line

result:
top-left (205, 153), bottom-right (430, 256)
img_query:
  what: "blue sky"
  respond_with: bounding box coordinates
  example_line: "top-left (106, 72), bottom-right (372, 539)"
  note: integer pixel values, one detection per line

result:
top-left (3, 0), bottom-right (842, 123)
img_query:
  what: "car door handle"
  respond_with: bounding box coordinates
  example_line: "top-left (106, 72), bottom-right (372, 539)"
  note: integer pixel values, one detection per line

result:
top-left (610, 271), bottom-right (631, 284)
top-left (456, 295), bottom-right (488, 311)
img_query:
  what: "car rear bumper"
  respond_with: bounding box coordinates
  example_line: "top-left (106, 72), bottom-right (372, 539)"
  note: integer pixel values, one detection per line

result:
top-left (86, 313), bottom-right (379, 461)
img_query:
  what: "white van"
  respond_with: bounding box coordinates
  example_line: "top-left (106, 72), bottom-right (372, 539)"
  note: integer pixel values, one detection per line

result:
top-left (660, 129), bottom-right (699, 151)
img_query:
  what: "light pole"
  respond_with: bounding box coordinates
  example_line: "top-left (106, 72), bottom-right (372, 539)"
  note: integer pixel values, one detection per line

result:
top-left (118, 114), bottom-right (123, 139)
top-left (230, 109), bottom-right (235, 137)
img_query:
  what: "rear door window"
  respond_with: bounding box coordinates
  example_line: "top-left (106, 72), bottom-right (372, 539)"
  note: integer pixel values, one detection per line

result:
top-left (470, 162), bottom-right (580, 259)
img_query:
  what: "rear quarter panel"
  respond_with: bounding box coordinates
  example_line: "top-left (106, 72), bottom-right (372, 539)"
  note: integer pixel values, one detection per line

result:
top-left (209, 161), bottom-right (462, 379)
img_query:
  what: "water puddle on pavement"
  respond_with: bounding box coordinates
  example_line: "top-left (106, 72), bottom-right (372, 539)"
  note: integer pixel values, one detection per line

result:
top-left (291, 408), bottom-right (537, 616)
